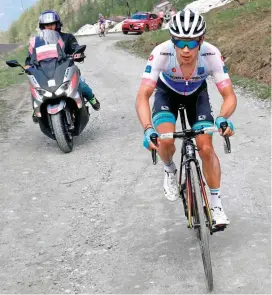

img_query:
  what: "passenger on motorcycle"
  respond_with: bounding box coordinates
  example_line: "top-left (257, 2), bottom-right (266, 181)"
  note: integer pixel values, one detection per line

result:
top-left (25, 10), bottom-right (100, 122)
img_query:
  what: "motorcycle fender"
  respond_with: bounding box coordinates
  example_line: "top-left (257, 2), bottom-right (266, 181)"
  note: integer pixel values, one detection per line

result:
top-left (47, 100), bottom-right (66, 115)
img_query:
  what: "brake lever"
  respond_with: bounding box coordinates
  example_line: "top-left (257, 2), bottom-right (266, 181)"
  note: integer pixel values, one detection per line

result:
top-left (150, 133), bottom-right (159, 165)
top-left (220, 122), bottom-right (231, 153)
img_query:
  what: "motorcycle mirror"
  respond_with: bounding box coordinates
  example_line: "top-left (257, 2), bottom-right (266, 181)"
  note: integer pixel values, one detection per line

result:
top-left (74, 45), bottom-right (86, 54)
top-left (6, 60), bottom-right (22, 68)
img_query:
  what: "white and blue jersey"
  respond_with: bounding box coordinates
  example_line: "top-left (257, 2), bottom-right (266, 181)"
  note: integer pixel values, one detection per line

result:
top-left (142, 40), bottom-right (231, 95)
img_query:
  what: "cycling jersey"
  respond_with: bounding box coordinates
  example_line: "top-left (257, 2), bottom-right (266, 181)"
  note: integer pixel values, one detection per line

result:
top-left (142, 40), bottom-right (232, 96)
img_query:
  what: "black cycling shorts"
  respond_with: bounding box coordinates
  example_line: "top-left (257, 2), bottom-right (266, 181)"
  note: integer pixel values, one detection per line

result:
top-left (152, 78), bottom-right (214, 128)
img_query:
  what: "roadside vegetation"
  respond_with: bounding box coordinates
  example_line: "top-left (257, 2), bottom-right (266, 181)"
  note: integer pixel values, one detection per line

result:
top-left (116, 0), bottom-right (271, 99)
top-left (0, 46), bottom-right (28, 89)
top-left (1, 0), bottom-right (179, 43)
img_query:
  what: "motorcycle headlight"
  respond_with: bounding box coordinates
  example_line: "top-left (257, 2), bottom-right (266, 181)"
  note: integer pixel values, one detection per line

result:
top-left (55, 81), bottom-right (70, 96)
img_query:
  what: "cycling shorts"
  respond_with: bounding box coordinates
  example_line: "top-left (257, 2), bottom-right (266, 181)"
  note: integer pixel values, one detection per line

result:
top-left (152, 78), bottom-right (214, 128)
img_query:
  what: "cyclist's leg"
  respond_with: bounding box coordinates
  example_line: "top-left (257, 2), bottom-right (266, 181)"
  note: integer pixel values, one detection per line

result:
top-left (186, 81), bottom-right (229, 224)
top-left (152, 80), bottom-right (179, 201)
top-left (186, 81), bottom-right (219, 188)
top-left (152, 81), bottom-right (178, 164)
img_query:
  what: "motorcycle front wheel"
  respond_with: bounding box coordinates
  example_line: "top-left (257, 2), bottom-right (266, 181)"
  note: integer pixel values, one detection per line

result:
top-left (51, 112), bottom-right (73, 153)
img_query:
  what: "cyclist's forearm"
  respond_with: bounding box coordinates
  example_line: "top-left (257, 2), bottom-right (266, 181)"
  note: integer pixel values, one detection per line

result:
top-left (218, 94), bottom-right (237, 118)
top-left (136, 95), bottom-right (152, 130)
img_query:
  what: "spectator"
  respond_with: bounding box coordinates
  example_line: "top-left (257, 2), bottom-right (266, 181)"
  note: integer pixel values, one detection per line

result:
top-left (159, 10), bottom-right (164, 23)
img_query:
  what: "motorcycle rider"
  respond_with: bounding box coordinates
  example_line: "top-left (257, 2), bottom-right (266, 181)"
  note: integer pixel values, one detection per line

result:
top-left (25, 10), bottom-right (100, 122)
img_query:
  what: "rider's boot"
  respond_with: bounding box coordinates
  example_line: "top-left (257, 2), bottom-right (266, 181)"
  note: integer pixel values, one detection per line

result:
top-left (32, 112), bottom-right (38, 123)
top-left (89, 94), bottom-right (100, 111)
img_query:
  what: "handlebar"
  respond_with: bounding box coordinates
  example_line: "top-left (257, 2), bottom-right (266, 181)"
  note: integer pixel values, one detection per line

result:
top-left (150, 126), bottom-right (231, 165)
top-left (159, 127), bottom-right (218, 139)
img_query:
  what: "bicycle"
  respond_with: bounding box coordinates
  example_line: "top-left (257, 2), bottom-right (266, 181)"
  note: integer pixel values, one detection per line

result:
top-left (150, 104), bottom-right (231, 291)
top-left (98, 24), bottom-right (106, 37)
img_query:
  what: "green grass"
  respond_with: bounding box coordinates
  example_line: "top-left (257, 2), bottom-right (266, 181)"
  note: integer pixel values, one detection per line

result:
top-left (0, 46), bottom-right (28, 89)
top-left (205, 0), bottom-right (270, 31)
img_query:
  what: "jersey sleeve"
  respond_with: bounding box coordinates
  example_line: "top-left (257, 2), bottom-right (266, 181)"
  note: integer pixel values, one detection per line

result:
top-left (208, 46), bottom-right (232, 91)
top-left (141, 45), bottom-right (167, 88)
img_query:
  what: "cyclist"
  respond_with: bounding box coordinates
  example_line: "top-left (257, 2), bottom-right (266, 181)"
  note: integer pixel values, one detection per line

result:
top-left (25, 10), bottom-right (101, 119)
top-left (135, 9), bottom-right (237, 227)
top-left (98, 13), bottom-right (106, 34)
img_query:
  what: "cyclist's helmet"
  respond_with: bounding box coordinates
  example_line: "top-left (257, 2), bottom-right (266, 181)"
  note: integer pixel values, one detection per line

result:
top-left (39, 10), bottom-right (63, 31)
top-left (169, 9), bottom-right (206, 38)
top-left (98, 13), bottom-right (103, 18)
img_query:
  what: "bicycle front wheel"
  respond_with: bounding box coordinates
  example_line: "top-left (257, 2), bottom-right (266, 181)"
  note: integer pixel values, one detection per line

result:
top-left (190, 161), bottom-right (213, 291)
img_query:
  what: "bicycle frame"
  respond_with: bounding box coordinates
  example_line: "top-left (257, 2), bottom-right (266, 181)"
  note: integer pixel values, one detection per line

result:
top-left (177, 105), bottom-right (213, 232)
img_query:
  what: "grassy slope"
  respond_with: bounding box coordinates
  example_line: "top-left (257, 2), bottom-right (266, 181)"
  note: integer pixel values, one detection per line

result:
top-left (0, 46), bottom-right (28, 89)
top-left (116, 0), bottom-right (271, 99)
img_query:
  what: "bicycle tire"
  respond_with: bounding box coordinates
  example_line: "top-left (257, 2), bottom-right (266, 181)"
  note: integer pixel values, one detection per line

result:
top-left (190, 161), bottom-right (213, 291)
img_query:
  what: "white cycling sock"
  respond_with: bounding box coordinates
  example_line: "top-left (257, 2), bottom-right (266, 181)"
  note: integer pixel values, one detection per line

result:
top-left (210, 188), bottom-right (222, 208)
top-left (164, 160), bottom-right (176, 173)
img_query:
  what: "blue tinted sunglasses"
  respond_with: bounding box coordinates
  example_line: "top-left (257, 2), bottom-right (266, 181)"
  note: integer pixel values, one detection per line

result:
top-left (171, 37), bottom-right (200, 49)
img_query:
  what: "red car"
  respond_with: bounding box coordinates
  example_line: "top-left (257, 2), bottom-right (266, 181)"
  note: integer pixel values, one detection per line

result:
top-left (122, 12), bottom-right (162, 34)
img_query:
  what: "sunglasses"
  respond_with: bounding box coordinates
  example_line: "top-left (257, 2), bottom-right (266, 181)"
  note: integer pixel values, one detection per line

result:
top-left (171, 37), bottom-right (200, 49)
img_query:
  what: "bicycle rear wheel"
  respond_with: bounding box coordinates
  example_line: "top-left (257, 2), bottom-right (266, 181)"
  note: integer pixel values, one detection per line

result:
top-left (190, 161), bottom-right (213, 291)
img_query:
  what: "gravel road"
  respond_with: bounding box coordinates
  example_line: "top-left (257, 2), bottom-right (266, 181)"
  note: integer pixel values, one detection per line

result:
top-left (0, 33), bottom-right (270, 294)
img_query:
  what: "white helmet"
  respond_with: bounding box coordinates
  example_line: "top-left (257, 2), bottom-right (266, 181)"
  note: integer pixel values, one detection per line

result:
top-left (169, 9), bottom-right (206, 38)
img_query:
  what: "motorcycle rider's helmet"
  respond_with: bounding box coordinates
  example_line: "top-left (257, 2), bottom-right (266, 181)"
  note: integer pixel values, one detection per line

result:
top-left (39, 10), bottom-right (63, 31)
top-left (169, 8), bottom-right (206, 38)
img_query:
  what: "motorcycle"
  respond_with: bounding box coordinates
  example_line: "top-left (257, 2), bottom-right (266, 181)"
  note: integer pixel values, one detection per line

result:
top-left (6, 30), bottom-right (90, 153)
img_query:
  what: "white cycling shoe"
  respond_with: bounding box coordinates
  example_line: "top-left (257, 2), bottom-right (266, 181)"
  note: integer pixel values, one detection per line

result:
top-left (211, 206), bottom-right (230, 226)
top-left (163, 170), bottom-right (180, 202)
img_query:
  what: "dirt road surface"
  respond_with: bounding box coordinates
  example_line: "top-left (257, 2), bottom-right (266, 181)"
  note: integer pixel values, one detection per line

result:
top-left (0, 33), bottom-right (270, 293)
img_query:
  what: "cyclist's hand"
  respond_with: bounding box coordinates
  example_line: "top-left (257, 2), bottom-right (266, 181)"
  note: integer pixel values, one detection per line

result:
top-left (215, 117), bottom-right (235, 137)
top-left (24, 65), bottom-right (31, 69)
top-left (143, 127), bottom-right (159, 150)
